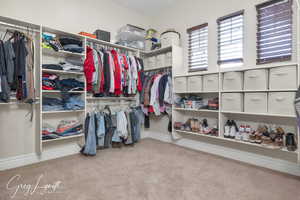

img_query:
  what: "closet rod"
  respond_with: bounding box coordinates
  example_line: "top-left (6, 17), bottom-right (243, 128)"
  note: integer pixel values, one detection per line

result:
top-left (0, 21), bottom-right (40, 33)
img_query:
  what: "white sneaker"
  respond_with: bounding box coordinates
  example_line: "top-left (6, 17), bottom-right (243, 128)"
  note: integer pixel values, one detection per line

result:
top-left (235, 132), bottom-right (242, 140)
top-left (229, 121), bottom-right (237, 139)
top-left (224, 120), bottom-right (231, 138)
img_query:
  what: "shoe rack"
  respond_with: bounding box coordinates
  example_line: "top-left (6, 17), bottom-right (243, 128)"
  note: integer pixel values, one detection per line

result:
top-left (173, 63), bottom-right (300, 164)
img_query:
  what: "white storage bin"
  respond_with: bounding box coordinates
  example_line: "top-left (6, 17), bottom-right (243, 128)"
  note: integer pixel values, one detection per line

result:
top-left (222, 93), bottom-right (243, 112)
top-left (244, 93), bottom-right (267, 114)
top-left (244, 69), bottom-right (268, 91)
top-left (187, 76), bottom-right (202, 92)
top-left (174, 77), bottom-right (187, 93)
top-left (223, 72), bottom-right (243, 91)
top-left (268, 92), bottom-right (296, 115)
top-left (269, 66), bottom-right (297, 90)
top-left (165, 52), bottom-right (172, 67)
top-left (156, 54), bottom-right (165, 68)
top-left (160, 30), bottom-right (180, 47)
top-left (203, 74), bottom-right (219, 92)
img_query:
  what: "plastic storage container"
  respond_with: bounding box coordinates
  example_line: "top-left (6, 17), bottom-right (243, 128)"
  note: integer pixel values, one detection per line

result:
top-left (268, 92), bottom-right (296, 115)
top-left (244, 93), bottom-right (268, 113)
top-left (223, 72), bottom-right (243, 91)
top-left (187, 76), bottom-right (203, 93)
top-left (269, 66), bottom-right (297, 90)
top-left (203, 74), bottom-right (219, 92)
top-left (222, 93), bottom-right (244, 112)
top-left (160, 30), bottom-right (180, 47)
top-left (244, 69), bottom-right (268, 91)
top-left (174, 77), bottom-right (187, 93)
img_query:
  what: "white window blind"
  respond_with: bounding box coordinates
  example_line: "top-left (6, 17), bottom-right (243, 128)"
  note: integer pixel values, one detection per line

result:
top-left (217, 10), bottom-right (244, 66)
top-left (256, 0), bottom-right (293, 64)
top-left (187, 23), bottom-right (208, 71)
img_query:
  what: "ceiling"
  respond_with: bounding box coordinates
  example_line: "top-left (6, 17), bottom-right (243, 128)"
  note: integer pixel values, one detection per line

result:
top-left (111, 0), bottom-right (179, 17)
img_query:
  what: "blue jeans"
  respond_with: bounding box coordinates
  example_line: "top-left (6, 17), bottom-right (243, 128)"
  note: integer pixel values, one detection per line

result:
top-left (83, 113), bottom-right (97, 156)
top-left (96, 113), bottom-right (106, 147)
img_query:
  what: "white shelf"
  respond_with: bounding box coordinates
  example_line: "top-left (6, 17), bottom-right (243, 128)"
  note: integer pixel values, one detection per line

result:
top-left (174, 108), bottom-right (219, 113)
top-left (175, 91), bottom-right (219, 94)
top-left (220, 63), bottom-right (299, 73)
top-left (42, 110), bottom-right (85, 114)
top-left (221, 89), bottom-right (297, 93)
top-left (42, 134), bottom-right (84, 143)
top-left (42, 69), bottom-right (84, 75)
top-left (42, 48), bottom-right (85, 58)
top-left (86, 37), bottom-right (138, 52)
top-left (175, 130), bottom-right (219, 139)
top-left (144, 66), bottom-right (172, 72)
top-left (42, 90), bottom-right (85, 93)
top-left (221, 111), bottom-right (296, 118)
top-left (141, 46), bottom-right (172, 56)
top-left (86, 96), bottom-right (136, 101)
top-left (176, 130), bottom-right (297, 154)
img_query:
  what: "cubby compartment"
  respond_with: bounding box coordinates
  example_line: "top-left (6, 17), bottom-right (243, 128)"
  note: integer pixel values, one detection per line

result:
top-left (269, 66), bottom-right (297, 90)
top-left (244, 69), bottom-right (268, 91)
top-left (222, 71), bottom-right (243, 91)
top-left (187, 76), bottom-right (202, 93)
top-left (268, 92), bottom-right (296, 116)
top-left (222, 93), bottom-right (243, 112)
top-left (203, 74), bottom-right (219, 92)
top-left (244, 93), bottom-right (267, 114)
top-left (174, 77), bottom-right (187, 93)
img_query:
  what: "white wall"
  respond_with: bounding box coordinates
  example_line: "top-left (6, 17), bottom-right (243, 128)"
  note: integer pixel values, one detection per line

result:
top-left (0, 0), bottom-right (151, 42)
top-left (151, 0), bottom-right (299, 74)
top-left (0, 0), bottom-right (151, 160)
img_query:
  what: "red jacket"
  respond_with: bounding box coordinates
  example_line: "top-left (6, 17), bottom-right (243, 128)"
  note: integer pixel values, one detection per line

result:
top-left (84, 47), bottom-right (95, 92)
top-left (111, 50), bottom-right (122, 95)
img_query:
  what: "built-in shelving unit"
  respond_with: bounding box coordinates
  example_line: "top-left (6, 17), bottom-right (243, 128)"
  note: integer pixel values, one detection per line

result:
top-left (173, 63), bottom-right (300, 162)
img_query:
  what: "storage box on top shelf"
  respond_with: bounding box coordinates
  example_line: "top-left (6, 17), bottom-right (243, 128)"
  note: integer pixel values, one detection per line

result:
top-left (244, 69), bottom-right (268, 91)
top-left (187, 76), bottom-right (203, 93)
top-left (160, 29), bottom-right (180, 48)
top-left (223, 71), bottom-right (243, 91)
top-left (268, 92), bottom-right (296, 115)
top-left (244, 93), bottom-right (268, 114)
top-left (203, 74), bottom-right (219, 92)
top-left (269, 66), bottom-right (297, 90)
top-left (222, 93), bottom-right (243, 112)
top-left (174, 77), bottom-right (187, 93)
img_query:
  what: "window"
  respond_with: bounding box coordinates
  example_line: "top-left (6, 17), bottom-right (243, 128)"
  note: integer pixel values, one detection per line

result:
top-left (187, 23), bottom-right (208, 71)
top-left (217, 10), bottom-right (244, 67)
top-left (256, 0), bottom-right (293, 64)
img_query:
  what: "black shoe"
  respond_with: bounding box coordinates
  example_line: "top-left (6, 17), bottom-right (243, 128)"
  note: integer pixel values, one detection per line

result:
top-left (286, 133), bottom-right (297, 151)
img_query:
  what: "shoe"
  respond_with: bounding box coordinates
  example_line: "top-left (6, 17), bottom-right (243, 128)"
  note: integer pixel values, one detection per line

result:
top-left (202, 119), bottom-right (210, 134)
top-left (286, 133), bottom-right (297, 151)
top-left (190, 119), bottom-right (195, 132)
top-left (193, 119), bottom-right (200, 132)
top-left (235, 131), bottom-right (242, 140)
top-left (224, 120), bottom-right (231, 138)
top-left (249, 131), bottom-right (256, 143)
top-left (229, 120), bottom-right (238, 139)
top-left (243, 125), bottom-right (251, 142)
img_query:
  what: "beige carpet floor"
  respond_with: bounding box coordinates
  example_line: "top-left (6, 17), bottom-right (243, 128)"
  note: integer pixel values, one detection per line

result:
top-left (1, 139), bottom-right (300, 200)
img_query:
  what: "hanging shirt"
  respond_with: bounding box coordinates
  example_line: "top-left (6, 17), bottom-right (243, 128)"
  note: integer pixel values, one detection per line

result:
top-left (111, 50), bottom-right (122, 95)
top-left (107, 52), bottom-right (115, 93)
top-left (150, 74), bottom-right (163, 116)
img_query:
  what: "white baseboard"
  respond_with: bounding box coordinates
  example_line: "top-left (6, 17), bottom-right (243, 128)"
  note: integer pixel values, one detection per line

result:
top-left (0, 143), bottom-right (81, 171)
top-left (146, 131), bottom-right (300, 177)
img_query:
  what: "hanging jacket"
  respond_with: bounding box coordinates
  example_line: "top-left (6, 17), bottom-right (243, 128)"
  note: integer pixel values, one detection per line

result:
top-left (111, 50), bottom-right (122, 95)
top-left (83, 47), bottom-right (95, 92)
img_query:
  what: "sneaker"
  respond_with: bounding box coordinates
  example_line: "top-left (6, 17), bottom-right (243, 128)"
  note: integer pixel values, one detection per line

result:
top-left (224, 120), bottom-right (231, 138)
top-left (235, 131), bottom-right (242, 140)
top-left (229, 120), bottom-right (238, 139)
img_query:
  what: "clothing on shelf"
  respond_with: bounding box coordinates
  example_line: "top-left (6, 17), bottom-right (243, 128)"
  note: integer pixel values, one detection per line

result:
top-left (42, 120), bottom-right (83, 140)
top-left (81, 105), bottom-right (144, 156)
top-left (140, 71), bottom-right (172, 116)
top-left (42, 61), bottom-right (83, 72)
top-left (42, 33), bottom-right (84, 53)
top-left (0, 30), bottom-right (36, 103)
top-left (83, 46), bottom-right (144, 97)
top-left (42, 73), bottom-right (84, 91)
top-left (42, 94), bottom-right (85, 111)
